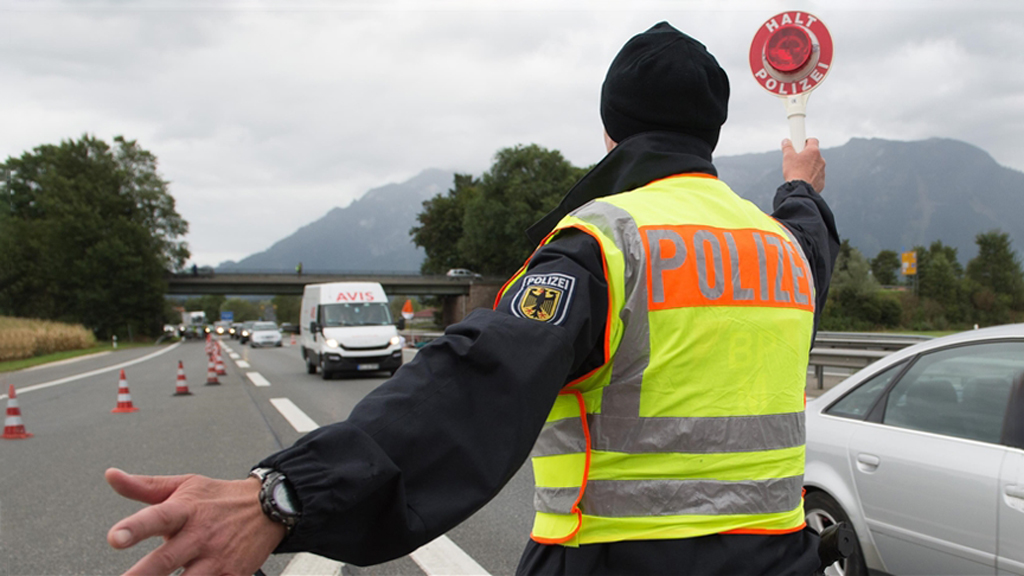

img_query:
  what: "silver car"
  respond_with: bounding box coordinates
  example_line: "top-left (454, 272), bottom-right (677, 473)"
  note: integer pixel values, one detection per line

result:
top-left (805, 323), bottom-right (1024, 575)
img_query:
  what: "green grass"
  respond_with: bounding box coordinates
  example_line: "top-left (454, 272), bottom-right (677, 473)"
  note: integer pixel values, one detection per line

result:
top-left (0, 342), bottom-right (157, 373)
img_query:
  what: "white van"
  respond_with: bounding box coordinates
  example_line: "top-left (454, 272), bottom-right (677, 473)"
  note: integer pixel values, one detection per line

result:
top-left (299, 282), bottom-right (403, 379)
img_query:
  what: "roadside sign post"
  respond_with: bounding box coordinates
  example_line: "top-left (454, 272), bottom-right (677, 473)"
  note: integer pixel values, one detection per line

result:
top-left (749, 11), bottom-right (834, 151)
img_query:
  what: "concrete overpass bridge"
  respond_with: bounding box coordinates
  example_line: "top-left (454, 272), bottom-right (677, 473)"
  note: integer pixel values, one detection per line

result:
top-left (166, 272), bottom-right (504, 324)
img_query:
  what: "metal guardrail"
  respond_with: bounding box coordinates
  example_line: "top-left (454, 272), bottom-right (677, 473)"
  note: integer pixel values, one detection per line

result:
top-left (808, 332), bottom-right (933, 389)
top-left (406, 329), bottom-right (933, 391)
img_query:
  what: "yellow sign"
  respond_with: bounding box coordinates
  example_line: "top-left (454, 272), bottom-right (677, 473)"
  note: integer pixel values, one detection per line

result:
top-left (901, 251), bottom-right (917, 275)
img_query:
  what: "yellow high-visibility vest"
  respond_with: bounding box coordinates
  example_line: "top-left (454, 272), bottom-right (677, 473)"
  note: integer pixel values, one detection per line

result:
top-left (504, 174), bottom-right (815, 546)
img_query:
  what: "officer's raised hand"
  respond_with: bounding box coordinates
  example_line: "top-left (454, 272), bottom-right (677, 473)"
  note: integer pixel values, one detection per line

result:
top-left (782, 137), bottom-right (826, 193)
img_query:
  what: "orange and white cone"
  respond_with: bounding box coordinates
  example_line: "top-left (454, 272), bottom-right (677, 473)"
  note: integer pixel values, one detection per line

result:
top-left (174, 360), bottom-right (192, 396)
top-left (111, 369), bottom-right (139, 413)
top-left (215, 345), bottom-right (227, 376)
top-left (206, 354), bottom-right (220, 385)
top-left (3, 384), bottom-right (33, 439)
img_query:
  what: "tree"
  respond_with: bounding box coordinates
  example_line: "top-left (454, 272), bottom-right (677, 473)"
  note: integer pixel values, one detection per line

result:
top-left (967, 230), bottom-right (1024, 303)
top-left (222, 298), bottom-right (262, 322)
top-left (822, 240), bottom-right (901, 330)
top-left (966, 230), bottom-right (1024, 324)
top-left (410, 174), bottom-right (479, 275)
top-left (870, 250), bottom-right (901, 286)
top-left (0, 135), bottom-right (188, 338)
top-left (458, 145), bottom-right (587, 276)
top-left (272, 295), bottom-right (301, 325)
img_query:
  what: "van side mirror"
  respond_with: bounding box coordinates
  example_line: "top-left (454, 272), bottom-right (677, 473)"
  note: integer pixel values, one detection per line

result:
top-left (309, 321), bottom-right (319, 341)
top-left (396, 318), bottom-right (406, 330)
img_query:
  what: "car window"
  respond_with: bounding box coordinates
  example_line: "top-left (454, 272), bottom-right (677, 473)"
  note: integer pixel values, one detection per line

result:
top-left (253, 322), bottom-right (277, 330)
top-left (882, 341), bottom-right (1023, 444)
top-left (826, 360), bottom-right (908, 420)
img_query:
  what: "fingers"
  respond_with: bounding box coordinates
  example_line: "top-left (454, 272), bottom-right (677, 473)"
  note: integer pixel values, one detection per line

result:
top-left (123, 531), bottom-right (201, 576)
top-left (105, 468), bottom-right (191, 505)
top-left (108, 499), bottom-right (190, 550)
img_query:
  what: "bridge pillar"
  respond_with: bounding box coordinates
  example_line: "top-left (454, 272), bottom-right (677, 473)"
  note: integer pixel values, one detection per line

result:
top-left (441, 283), bottom-right (502, 325)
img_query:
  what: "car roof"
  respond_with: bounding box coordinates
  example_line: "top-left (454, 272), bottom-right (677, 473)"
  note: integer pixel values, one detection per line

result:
top-left (811, 323), bottom-right (1024, 406)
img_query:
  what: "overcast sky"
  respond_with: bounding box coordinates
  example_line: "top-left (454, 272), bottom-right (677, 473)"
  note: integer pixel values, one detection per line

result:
top-left (4, 0), bottom-right (1024, 267)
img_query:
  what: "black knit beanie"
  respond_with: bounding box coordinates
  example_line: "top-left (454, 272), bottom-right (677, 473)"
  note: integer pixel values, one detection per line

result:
top-left (601, 22), bottom-right (730, 150)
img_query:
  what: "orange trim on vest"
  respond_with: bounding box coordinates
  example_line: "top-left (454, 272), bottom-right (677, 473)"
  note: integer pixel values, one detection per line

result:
top-left (530, 389), bottom-right (592, 545)
top-left (530, 509), bottom-right (583, 545)
top-left (722, 522), bottom-right (807, 536)
top-left (648, 172), bottom-right (719, 187)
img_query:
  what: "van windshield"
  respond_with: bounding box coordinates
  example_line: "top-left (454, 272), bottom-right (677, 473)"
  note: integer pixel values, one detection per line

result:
top-left (321, 302), bottom-right (393, 327)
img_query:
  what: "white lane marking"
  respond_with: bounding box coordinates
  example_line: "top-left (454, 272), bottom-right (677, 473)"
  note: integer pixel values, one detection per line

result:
top-left (280, 552), bottom-right (343, 576)
top-left (236, 360), bottom-right (251, 369)
top-left (411, 535), bottom-right (492, 576)
top-left (21, 351), bottom-right (112, 371)
top-left (269, 398), bottom-right (319, 433)
top-left (0, 342), bottom-right (182, 401)
top-left (246, 372), bottom-right (271, 387)
top-left (229, 353), bottom-right (241, 360)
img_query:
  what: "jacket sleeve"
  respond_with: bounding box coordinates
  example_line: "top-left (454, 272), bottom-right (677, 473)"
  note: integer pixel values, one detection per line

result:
top-left (771, 180), bottom-right (841, 332)
top-left (258, 230), bottom-right (608, 566)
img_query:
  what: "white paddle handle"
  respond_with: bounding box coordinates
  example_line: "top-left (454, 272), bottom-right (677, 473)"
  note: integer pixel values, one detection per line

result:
top-left (782, 93), bottom-right (810, 152)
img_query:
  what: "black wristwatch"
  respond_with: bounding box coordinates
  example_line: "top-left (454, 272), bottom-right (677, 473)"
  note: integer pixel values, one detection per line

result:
top-left (249, 467), bottom-right (302, 533)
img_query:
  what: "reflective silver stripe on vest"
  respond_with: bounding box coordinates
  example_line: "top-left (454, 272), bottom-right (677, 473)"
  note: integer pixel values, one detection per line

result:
top-left (534, 412), bottom-right (805, 457)
top-left (578, 475), bottom-right (803, 517)
top-left (775, 222), bottom-right (817, 305)
top-left (532, 418), bottom-right (588, 457)
top-left (569, 200), bottom-right (651, 422)
top-left (535, 486), bottom-right (580, 514)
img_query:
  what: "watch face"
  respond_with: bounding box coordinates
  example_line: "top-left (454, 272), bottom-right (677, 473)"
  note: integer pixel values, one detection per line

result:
top-left (272, 481), bottom-right (298, 515)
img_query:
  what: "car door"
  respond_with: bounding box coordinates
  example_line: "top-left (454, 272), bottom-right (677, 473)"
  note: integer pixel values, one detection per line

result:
top-left (998, 372), bottom-right (1024, 575)
top-left (847, 341), bottom-right (1024, 575)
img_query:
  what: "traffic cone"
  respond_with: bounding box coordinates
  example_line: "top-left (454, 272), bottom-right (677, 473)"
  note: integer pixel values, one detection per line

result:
top-left (290, 334), bottom-right (296, 346)
top-left (215, 344), bottom-right (227, 376)
top-left (173, 361), bottom-right (192, 396)
top-left (3, 385), bottom-right (33, 439)
top-left (111, 369), bottom-right (139, 413)
top-left (206, 354), bottom-right (220, 385)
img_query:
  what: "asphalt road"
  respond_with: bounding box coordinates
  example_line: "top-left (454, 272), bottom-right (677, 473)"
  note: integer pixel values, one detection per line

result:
top-left (0, 338), bottom-right (848, 576)
top-left (0, 339), bottom-right (534, 576)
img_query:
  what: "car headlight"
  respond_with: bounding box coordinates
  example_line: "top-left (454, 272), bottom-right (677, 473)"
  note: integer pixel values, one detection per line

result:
top-left (326, 338), bottom-right (339, 348)
top-left (390, 336), bottom-right (401, 346)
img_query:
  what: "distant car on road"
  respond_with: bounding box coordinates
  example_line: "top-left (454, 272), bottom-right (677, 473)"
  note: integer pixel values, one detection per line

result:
top-left (446, 268), bottom-right (482, 280)
top-left (249, 321), bottom-right (282, 348)
top-left (804, 323), bottom-right (1024, 576)
top-left (238, 321), bottom-right (257, 344)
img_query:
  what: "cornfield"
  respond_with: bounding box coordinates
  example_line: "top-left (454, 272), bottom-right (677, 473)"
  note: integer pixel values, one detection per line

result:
top-left (0, 317), bottom-right (97, 362)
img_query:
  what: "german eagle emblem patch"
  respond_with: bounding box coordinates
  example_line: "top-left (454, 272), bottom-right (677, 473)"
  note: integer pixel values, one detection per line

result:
top-left (511, 273), bottom-right (575, 325)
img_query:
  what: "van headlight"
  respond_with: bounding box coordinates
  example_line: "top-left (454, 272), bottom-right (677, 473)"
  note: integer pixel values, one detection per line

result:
top-left (390, 336), bottom-right (401, 346)
top-left (326, 338), bottom-right (339, 348)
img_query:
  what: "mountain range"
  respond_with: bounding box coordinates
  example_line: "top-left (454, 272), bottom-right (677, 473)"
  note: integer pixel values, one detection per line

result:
top-left (218, 138), bottom-right (1024, 273)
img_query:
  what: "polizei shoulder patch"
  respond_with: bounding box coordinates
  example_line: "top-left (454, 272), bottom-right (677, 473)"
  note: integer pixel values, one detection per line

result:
top-left (511, 272), bottom-right (576, 325)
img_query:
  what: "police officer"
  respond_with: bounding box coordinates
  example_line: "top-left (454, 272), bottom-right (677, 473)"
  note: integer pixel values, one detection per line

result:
top-left (106, 22), bottom-right (838, 575)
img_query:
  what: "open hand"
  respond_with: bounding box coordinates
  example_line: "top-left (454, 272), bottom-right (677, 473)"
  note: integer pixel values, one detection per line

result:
top-left (106, 468), bottom-right (286, 576)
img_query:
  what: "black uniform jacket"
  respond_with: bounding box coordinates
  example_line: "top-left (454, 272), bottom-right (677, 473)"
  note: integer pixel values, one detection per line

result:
top-left (260, 132), bottom-right (841, 575)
